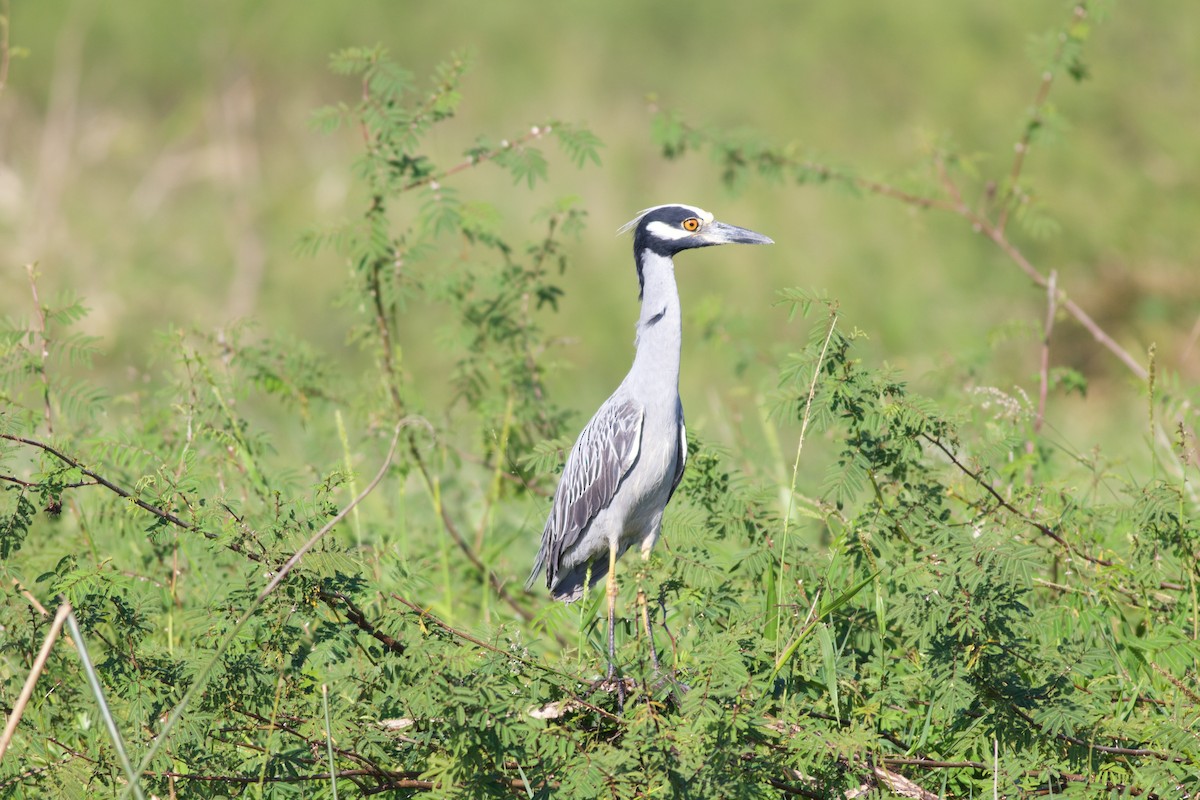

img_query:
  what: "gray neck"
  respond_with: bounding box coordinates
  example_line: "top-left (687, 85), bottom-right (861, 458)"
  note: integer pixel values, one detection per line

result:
top-left (627, 249), bottom-right (682, 394)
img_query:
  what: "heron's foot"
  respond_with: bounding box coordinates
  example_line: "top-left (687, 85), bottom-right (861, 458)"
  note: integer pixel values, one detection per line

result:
top-left (610, 661), bottom-right (629, 709)
top-left (588, 672), bottom-right (633, 709)
top-left (582, 671), bottom-right (683, 712)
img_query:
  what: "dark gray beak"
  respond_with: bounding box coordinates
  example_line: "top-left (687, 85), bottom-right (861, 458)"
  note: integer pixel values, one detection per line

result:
top-left (702, 220), bottom-right (774, 246)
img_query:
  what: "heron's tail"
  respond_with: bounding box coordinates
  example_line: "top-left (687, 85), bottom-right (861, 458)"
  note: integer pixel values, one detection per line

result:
top-left (547, 557), bottom-right (608, 604)
top-left (524, 547), bottom-right (547, 592)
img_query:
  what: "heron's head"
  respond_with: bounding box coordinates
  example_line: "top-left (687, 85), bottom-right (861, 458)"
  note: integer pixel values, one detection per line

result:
top-left (618, 203), bottom-right (773, 258)
top-left (618, 203), bottom-right (773, 297)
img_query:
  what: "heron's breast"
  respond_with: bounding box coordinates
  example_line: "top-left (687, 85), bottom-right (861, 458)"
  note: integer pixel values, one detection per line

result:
top-left (622, 420), bottom-right (680, 508)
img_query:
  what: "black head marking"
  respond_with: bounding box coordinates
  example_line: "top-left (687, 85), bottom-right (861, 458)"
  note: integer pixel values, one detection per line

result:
top-left (618, 204), bottom-right (711, 297)
top-left (618, 204), bottom-right (772, 299)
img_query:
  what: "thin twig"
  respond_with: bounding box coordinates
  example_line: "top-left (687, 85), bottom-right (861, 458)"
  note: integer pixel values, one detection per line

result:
top-left (233, 707), bottom-right (400, 779)
top-left (977, 223), bottom-right (1147, 380)
top-left (783, 304), bottom-right (838, 536)
top-left (9, 577), bottom-right (50, 616)
top-left (805, 156), bottom-right (1149, 381)
top-left (319, 590), bottom-right (406, 655)
top-left (772, 300), bottom-right (838, 664)
top-left (929, 146), bottom-right (1147, 381)
top-left (400, 125), bottom-right (551, 194)
top-left (0, 755), bottom-right (77, 792)
top-left (1035, 269), bottom-right (1057, 439)
top-left (257, 419), bottom-right (408, 603)
top-left (1009, 702), bottom-right (1179, 761)
top-left (153, 770), bottom-right (432, 789)
top-left (883, 757), bottom-right (988, 770)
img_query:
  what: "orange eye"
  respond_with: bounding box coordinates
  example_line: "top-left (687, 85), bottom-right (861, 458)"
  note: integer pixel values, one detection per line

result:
top-left (682, 217), bottom-right (700, 232)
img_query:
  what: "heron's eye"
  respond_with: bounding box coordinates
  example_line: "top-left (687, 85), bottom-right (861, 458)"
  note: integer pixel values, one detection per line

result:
top-left (682, 217), bottom-right (701, 232)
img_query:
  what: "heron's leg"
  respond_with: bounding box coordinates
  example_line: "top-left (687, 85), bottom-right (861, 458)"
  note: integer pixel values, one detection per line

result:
top-left (604, 540), bottom-right (630, 708)
top-left (605, 539), bottom-right (619, 680)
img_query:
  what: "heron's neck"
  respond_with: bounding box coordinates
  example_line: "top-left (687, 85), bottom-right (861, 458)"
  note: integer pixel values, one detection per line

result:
top-left (628, 249), bottom-right (681, 392)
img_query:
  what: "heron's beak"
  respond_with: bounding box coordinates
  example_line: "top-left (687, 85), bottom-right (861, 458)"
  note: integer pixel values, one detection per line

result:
top-left (703, 220), bottom-right (774, 246)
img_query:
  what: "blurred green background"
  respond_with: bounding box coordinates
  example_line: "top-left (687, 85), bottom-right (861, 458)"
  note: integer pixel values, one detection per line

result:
top-left (3, 1), bottom-right (1198, 459)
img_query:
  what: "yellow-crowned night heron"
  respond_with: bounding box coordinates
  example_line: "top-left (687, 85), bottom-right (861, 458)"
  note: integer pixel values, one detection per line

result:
top-left (527, 203), bottom-right (773, 679)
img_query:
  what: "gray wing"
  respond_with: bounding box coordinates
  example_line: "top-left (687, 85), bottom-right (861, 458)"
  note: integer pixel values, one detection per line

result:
top-left (527, 396), bottom-right (644, 589)
top-left (666, 401), bottom-right (687, 503)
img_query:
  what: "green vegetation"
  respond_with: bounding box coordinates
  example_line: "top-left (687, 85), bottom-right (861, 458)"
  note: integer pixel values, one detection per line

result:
top-left (2, 2), bottom-right (1198, 797)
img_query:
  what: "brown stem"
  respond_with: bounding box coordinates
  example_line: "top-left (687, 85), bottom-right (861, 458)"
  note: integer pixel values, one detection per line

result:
top-left (319, 590), bottom-right (406, 655)
top-left (976, 222), bottom-right (1147, 380)
top-left (1035, 269), bottom-right (1057, 439)
top-left (799, 151), bottom-right (1151, 382)
top-left (997, 4), bottom-right (1088, 234)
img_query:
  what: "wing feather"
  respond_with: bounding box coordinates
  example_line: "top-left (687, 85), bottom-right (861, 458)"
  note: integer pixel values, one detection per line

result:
top-left (527, 397), bottom-right (644, 589)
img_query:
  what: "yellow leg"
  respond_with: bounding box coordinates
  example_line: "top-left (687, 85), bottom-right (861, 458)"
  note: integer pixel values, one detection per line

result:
top-left (605, 540), bottom-right (618, 680)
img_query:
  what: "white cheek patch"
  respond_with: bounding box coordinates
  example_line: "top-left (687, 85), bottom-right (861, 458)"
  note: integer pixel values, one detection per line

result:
top-left (645, 220), bottom-right (692, 241)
